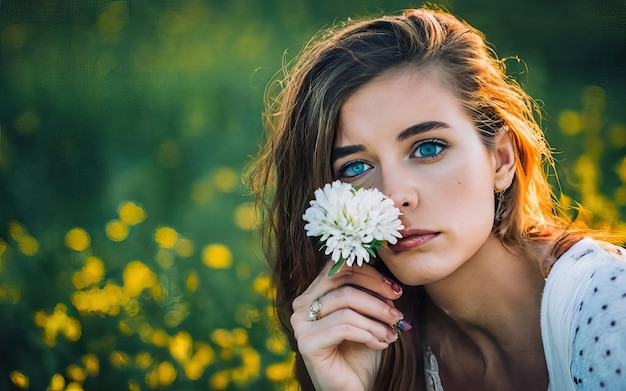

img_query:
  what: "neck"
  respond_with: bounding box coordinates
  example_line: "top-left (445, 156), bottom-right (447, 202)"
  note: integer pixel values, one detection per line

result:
top-left (424, 235), bottom-right (545, 356)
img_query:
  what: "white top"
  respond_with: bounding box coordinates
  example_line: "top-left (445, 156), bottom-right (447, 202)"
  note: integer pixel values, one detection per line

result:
top-left (425, 238), bottom-right (626, 390)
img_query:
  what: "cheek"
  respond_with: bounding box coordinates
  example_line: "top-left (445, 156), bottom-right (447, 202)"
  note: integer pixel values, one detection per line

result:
top-left (444, 163), bottom-right (497, 227)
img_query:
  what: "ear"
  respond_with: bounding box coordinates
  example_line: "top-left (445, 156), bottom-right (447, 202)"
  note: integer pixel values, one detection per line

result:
top-left (493, 127), bottom-right (516, 191)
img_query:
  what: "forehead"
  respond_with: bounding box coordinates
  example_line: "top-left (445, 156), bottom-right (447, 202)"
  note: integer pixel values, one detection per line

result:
top-left (337, 68), bottom-right (466, 140)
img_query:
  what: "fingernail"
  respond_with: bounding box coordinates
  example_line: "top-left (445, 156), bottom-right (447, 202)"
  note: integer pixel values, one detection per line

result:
top-left (390, 307), bottom-right (403, 318)
top-left (396, 319), bottom-right (412, 332)
top-left (383, 277), bottom-right (403, 295)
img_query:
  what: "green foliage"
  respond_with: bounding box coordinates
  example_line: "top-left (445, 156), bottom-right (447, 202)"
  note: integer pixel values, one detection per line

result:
top-left (0, 0), bottom-right (624, 390)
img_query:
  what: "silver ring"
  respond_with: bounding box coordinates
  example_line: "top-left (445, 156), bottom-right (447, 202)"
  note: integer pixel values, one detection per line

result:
top-left (308, 298), bottom-right (322, 322)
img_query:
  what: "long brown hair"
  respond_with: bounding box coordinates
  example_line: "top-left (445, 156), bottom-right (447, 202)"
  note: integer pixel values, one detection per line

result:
top-left (246, 6), bottom-right (589, 389)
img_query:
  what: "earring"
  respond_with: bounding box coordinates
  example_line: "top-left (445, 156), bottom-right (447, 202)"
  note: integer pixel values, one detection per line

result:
top-left (494, 188), bottom-right (505, 222)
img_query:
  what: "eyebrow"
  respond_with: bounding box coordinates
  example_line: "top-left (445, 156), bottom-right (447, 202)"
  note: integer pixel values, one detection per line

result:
top-left (397, 121), bottom-right (449, 141)
top-left (331, 144), bottom-right (364, 163)
top-left (331, 121), bottom-right (449, 163)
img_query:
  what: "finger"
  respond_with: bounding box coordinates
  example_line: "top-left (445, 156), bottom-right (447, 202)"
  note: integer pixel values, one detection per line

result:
top-left (295, 261), bottom-right (403, 312)
top-left (307, 285), bottom-right (405, 328)
top-left (331, 262), bottom-right (403, 299)
top-left (295, 309), bottom-right (398, 354)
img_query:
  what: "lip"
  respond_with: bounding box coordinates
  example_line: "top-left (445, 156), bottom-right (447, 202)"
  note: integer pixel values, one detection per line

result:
top-left (388, 229), bottom-right (439, 253)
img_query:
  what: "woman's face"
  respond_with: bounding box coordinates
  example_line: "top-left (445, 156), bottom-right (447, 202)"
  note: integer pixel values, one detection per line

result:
top-left (333, 69), bottom-right (501, 286)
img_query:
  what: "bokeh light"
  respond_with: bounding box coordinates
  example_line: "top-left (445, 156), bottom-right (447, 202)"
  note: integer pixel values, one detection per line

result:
top-left (202, 243), bottom-right (233, 269)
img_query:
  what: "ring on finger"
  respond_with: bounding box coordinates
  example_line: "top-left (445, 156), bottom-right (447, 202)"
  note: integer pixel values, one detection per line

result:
top-left (308, 298), bottom-right (322, 322)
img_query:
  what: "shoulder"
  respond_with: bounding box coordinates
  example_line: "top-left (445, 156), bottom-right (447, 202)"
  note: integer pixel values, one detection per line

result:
top-left (541, 238), bottom-right (626, 389)
top-left (548, 238), bottom-right (625, 281)
top-left (545, 238), bottom-right (626, 319)
top-left (557, 239), bottom-right (626, 388)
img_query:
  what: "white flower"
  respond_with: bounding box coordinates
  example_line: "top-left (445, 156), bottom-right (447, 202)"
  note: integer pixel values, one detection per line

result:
top-left (303, 180), bottom-right (404, 275)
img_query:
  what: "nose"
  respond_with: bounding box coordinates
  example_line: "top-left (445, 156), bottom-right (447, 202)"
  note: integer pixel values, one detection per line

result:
top-left (379, 166), bottom-right (418, 212)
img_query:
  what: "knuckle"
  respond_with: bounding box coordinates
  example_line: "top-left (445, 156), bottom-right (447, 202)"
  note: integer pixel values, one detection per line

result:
top-left (335, 285), bottom-right (352, 299)
top-left (291, 295), bottom-right (306, 311)
top-left (335, 308), bottom-right (353, 323)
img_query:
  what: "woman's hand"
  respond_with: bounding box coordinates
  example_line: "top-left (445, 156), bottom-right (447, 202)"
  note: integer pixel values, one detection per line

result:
top-left (291, 261), bottom-right (405, 391)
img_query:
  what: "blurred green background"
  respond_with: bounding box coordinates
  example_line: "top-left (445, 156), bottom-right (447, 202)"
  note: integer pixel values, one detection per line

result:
top-left (0, 0), bottom-right (624, 390)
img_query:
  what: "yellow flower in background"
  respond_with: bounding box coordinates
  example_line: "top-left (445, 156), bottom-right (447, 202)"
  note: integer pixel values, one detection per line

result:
top-left (83, 256), bottom-right (105, 284)
top-left (9, 370), bottom-right (29, 390)
top-left (0, 238), bottom-right (9, 258)
top-left (8, 221), bottom-right (27, 240)
top-left (66, 365), bottom-right (86, 382)
top-left (191, 343), bottom-right (215, 367)
top-left (211, 328), bottom-right (233, 349)
top-left (71, 282), bottom-right (127, 317)
top-left (82, 353), bottom-right (100, 376)
top-left (110, 350), bottom-right (131, 369)
top-left (34, 303), bottom-right (82, 346)
top-left (145, 361), bottom-right (177, 388)
top-left (184, 359), bottom-right (204, 381)
top-left (266, 359), bottom-right (294, 382)
top-left (190, 176), bottom-right (215, 205)
top-left (150, 329), bottom-right (170, 347)
top-left (156, 248), bottom-right (174, 269)
top-left (72, 256), bottom-right (105, 289)
top-left (558, 110), bottom-right (582, 135)
top-left (123, 298), bottom-right (140, 317)
top-left (63, 317), bottom-right (82, 341)
top-left (609, 123), bottom-right (626, 147)
top-left (169, 330), bottom-right (193, 364)
top-left (266, 334), bottom-right (288, 355)
top-left (163, 302), bottom-right (189, 328)
top-left (154, 226), bottom-right (178, 249)
top-left (65, 228), bottom-right (91, 252)
top-left (212, 166), bottom-right (238, 192)
top-left (236, 263), bottom-right (250, 280)
top-left (234, 202), bottom-right (259, 231)
top-left (185, 271), bottom-right (198, 292)
top-left (49, 373), bottom-right (65, 391)
top-left (252, 274), bottom-right (271, 297)
top-left (232, 328), bottom-right (249, 346)
top-left (118, 201), bottom-right (146, 225)
top-left (123, 260), bottom-right (157, 298)
top-left (18, 235), bottom-right (39, 256)
top-left (210, 370), bottom-right (230, 390)
top-left (573, 155), bottom-right (597, 189)
top-left (135, 351), bottom-right (153, 369)
top-left (202, 244), bottom-right (232, 269)
top-left (151, 284), bottom-right (164, 301)
top-left (8, 222), bottom-right (40, 256)
top-left (175, 237), bottom-right (194, 258)
top-left (65, 382), bottom-right (83, 391)
top-left (615, 186), bottom-right (626, 206)
top-left (240, 347), bottom-right (261, 377)
top-left (118, 320), bottom-right (132, 336)
top-left (105, 220), bottom-right (128, 242)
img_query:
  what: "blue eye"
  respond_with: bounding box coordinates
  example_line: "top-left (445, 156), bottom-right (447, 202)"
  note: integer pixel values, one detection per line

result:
top-left (338, 160), bottom-right (371, 178)
top-left (414, 139), bottom-right (446, 159)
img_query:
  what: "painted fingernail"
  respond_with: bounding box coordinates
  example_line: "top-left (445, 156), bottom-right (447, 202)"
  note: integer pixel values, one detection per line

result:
top-left (396, 319), bottom-right (413, 332)
top-left (383, 277), bottom-right (403, 295)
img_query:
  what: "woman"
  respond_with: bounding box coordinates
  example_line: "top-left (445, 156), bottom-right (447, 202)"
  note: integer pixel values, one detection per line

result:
top-left (247, 6), bottom-right (626, 390)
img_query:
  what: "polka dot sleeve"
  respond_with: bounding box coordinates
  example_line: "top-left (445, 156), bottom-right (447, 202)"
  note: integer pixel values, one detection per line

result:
top-left (570, 256), bottom-right (626, 390)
